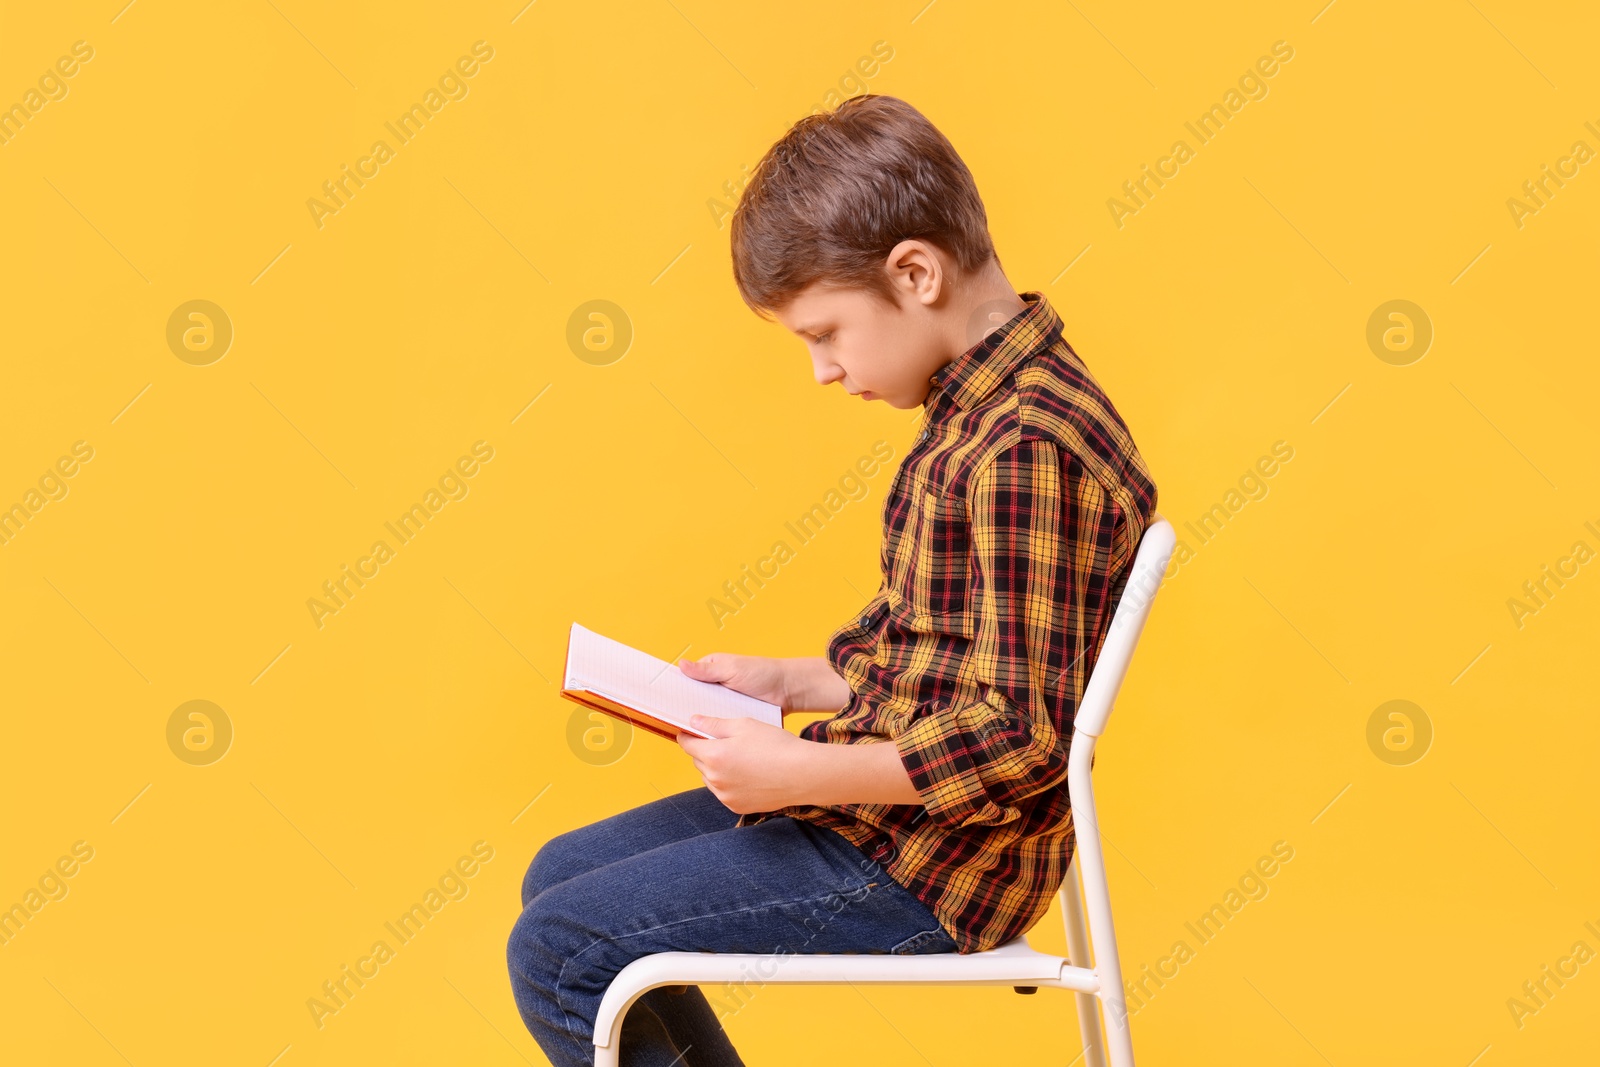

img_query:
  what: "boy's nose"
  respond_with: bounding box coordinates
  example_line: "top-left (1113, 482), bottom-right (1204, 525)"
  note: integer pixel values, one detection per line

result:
top-left (813, 360), bottom-right (845, 387)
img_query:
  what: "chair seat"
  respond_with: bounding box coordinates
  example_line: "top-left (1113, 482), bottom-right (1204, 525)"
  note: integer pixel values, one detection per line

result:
top-left (594, 934), bottom-right (1099, 1047)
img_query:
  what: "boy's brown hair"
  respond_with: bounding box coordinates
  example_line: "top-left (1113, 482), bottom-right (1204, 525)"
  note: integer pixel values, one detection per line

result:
top-left (730, 94), bottom-right (999, 320)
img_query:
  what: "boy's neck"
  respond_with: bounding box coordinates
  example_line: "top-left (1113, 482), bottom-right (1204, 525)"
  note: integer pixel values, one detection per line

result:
top-left (941, 265), bottom-right (1028, 372)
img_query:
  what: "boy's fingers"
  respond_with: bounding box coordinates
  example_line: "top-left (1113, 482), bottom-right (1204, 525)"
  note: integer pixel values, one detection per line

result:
top-left (689, 714), bottom-right (734, 737)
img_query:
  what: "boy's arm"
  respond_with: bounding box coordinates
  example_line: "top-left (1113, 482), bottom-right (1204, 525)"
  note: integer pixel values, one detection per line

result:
top-left (884, 438), bottom-right (1091, 828)
top-left (781, 439), bottom-right (1098, 819)
top-left (688, 434), bottom-right (1131, 818)
top-left (793, 736), bottom-right (923, 806)
top-left (778, 658), bottom-right (922, 804)
top-left (781, 657), bottom-right (853, 712)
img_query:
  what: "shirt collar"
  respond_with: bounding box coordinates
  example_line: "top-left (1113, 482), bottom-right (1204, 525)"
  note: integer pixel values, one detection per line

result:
top-left (926, 290), bottom-right (1064, 412)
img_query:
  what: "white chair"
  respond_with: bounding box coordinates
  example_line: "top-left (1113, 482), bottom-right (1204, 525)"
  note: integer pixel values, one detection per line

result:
top-left (594, 515), bottom-right (1176, 1067)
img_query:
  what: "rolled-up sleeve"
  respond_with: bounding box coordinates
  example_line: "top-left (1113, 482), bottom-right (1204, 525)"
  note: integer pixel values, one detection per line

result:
top-left (893, 437), bottom-right (1093, 830)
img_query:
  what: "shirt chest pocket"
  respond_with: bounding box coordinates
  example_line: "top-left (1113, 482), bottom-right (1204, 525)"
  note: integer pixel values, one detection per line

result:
top-left (893, 490), bottom-right (977, 637)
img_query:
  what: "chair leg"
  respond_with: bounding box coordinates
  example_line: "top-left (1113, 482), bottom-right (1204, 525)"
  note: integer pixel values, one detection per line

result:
top-left (1068, 745), bottom-right (1138, 1067)
top-left (593, 997), bottom-right (629, 1067)
top-left (1061, 854), bottom-right (1108, 1067)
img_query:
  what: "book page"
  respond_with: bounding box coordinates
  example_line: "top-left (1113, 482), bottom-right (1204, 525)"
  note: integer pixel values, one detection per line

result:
top-left (563, 623), bottom-right (783, 735)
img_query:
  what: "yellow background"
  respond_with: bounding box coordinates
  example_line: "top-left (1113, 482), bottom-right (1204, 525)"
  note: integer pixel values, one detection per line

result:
top-left (2, 1), bottom-right (1596, 1064)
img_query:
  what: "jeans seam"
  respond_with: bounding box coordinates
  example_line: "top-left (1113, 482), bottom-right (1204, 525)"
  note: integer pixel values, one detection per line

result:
top-left (889, 926), bottom-right (956, 954)
top-left (552, 882), bottom-right (880, 1040)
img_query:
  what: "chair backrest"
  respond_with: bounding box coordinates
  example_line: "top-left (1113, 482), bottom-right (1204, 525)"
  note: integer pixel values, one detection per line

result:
top-left (1057, 514), bottom-right (1174, 1061)
top-left (1072, 514), bottom-right (1175, 739)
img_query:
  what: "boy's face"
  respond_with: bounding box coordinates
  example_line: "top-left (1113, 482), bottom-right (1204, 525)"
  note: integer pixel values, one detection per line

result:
top-left (770, 282), bottom-right (949, 410)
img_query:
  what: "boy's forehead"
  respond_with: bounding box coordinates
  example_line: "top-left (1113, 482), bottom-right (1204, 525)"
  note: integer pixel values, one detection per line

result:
top-left (774, 284), bottom-right (858, 331)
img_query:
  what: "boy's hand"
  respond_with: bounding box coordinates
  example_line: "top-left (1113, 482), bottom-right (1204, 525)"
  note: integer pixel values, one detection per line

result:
top-left (677, 715), bottom-right (806, 814)
top-left (677, 653), bottom-right (790, 712)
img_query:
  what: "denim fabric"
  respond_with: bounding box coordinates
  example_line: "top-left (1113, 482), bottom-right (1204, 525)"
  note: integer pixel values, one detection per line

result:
top-left (507, 786), bottom-right (958, 1066)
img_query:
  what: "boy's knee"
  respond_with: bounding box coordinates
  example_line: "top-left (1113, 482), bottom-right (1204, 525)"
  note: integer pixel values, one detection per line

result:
top-left (508, 895), bottom-right (561, 985)
top-left (509, 885), bottom-right (596, 992)
top-left (520, 831), bottom-right (583, 908)
top-left (519, 851), bottom-right (547, 910)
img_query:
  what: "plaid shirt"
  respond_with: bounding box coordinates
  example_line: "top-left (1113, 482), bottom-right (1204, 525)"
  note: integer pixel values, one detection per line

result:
top-left (736, 290), bottom-right (1158, 954)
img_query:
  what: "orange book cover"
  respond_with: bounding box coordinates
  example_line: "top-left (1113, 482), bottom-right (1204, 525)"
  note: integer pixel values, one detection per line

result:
top-left (558, 688), bottom-right (689, 744)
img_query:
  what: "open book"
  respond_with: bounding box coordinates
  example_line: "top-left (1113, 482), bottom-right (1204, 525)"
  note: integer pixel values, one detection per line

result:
top-left (560, 622), bottom-right (783, 742)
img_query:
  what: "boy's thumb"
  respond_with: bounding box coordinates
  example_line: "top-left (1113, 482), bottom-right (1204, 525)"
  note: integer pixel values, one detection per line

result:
top-left (680, 655), bottom-right (720, 676)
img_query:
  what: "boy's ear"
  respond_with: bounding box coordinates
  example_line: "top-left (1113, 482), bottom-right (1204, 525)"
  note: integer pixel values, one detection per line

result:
top-left (882, 239), bottom-right (944, 306)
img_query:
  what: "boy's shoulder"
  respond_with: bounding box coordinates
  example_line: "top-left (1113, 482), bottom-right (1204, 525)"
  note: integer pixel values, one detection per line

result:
top-left (968, 335), bottom-right (1152, 497)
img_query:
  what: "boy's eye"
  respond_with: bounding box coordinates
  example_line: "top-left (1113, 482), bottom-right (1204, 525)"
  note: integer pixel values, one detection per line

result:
top-left (815, 332), bottom-right (832, 344)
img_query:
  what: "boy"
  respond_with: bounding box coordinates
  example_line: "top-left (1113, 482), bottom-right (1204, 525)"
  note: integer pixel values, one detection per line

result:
top-left (508, 94), bottom-right (1158, 1067)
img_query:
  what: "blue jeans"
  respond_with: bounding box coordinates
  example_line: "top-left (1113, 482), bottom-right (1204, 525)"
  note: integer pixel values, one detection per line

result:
top-left (507, 786), bottom-right (959, 1066)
